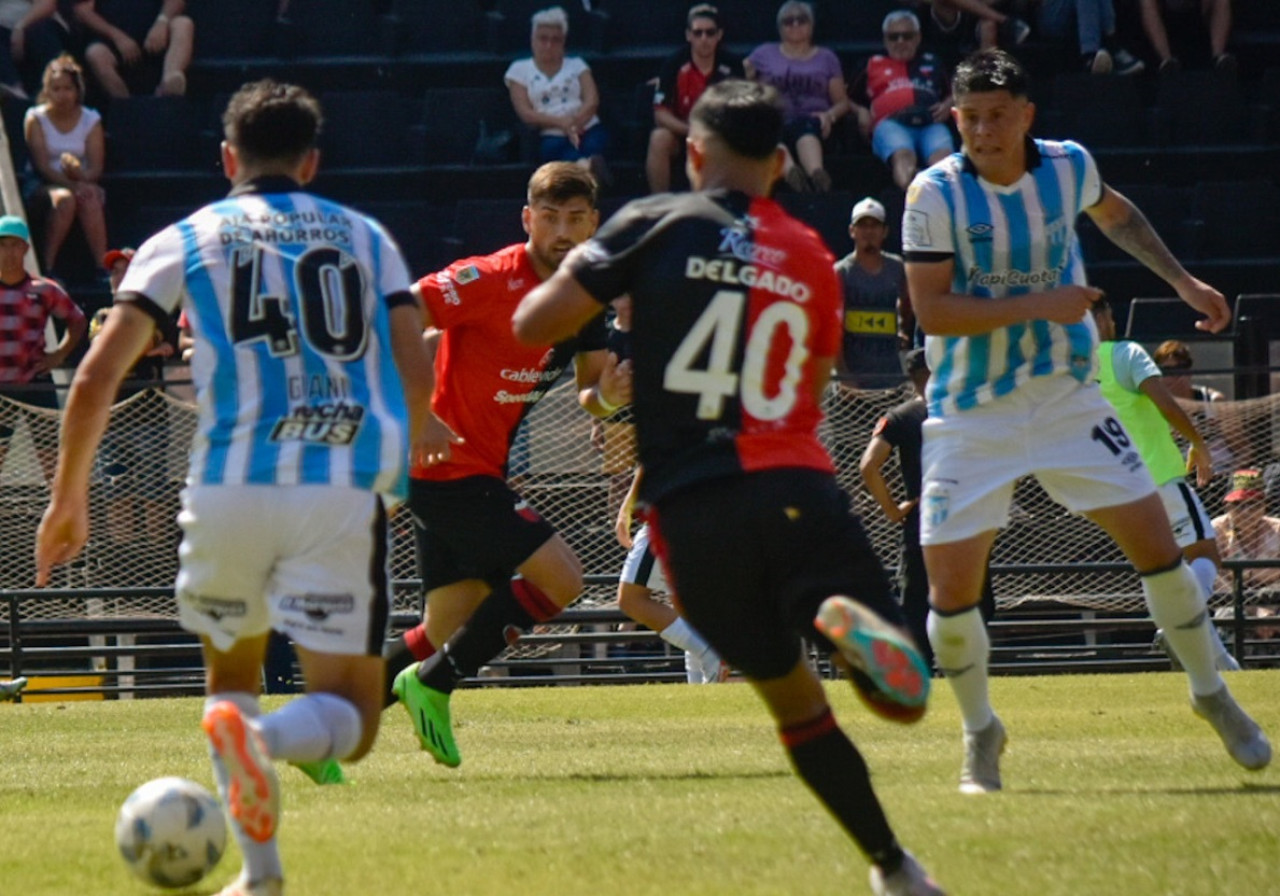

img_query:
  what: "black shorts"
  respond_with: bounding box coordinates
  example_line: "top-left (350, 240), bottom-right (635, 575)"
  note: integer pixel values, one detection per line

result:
top-left (408, 475), bottom-right (556, 593)
top-left (0, 380), bottom-right (59, 439)
top-left (650, 468), bottom-right (901, 681)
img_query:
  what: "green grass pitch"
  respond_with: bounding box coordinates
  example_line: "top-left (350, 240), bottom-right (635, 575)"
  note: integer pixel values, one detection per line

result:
top-left (2, 671), bottom-right (1277, 895)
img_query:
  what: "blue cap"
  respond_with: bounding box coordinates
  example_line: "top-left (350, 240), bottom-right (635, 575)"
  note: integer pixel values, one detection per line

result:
top-left (0, 215), bottom-right (30, 244)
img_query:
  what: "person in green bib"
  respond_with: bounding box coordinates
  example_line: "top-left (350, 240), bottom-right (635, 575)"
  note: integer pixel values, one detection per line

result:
top-left (1091, 296), bottom-right (1238, 670)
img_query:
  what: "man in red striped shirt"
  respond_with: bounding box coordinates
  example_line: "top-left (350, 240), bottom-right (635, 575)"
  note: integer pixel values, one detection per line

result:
top-left (0, 214), bottom-right (85, 477)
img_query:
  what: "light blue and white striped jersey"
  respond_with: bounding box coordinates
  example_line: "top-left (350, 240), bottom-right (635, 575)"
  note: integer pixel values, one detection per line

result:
top-left (902, 138), bottom-right (1102, 418)
top-left (118, 178), bottom-right (414, 497)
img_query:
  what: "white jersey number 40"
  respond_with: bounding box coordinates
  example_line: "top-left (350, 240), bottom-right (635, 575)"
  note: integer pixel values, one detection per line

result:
top-left (663, 288), bottom-right (810, 421)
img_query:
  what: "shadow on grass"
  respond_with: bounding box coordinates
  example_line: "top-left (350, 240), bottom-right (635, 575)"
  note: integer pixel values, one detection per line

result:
top-left (1011, 782), bottom-right (1280, 797)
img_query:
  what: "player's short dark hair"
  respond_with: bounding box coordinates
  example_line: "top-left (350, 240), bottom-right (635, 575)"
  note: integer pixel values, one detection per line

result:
top-left (952, 49), bottom-right (1029, 102)
top-left (527, 161), bottom-right (599, 208)
top-left (689, 80), bottom-right (783, 160)
top-left (222, 80), bottom-right (323, 166)
top-left (687, 3), bottom-right (720, 28)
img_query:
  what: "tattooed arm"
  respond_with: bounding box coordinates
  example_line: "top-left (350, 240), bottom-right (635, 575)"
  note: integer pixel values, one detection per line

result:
top-left (1085, 184), bottom-right (1231, 333)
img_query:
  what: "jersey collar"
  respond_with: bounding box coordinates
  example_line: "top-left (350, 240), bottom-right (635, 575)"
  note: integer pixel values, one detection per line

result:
top-left (228, 175), bottom-right (304, 197)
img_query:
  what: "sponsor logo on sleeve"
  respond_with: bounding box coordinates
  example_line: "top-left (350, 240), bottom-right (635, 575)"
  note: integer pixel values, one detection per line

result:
top-left (903, 209), bottom-right (931, 248)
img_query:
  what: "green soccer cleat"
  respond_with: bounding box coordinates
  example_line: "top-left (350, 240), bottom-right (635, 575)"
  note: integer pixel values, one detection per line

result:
top-left (291, 759), bottom-right (347, 785)
top-left (393, 663), bottom-right (461, 768)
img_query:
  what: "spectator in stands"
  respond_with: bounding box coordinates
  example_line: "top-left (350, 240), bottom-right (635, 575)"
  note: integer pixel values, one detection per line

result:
top-left (505, 6), bottom-right (609, 184)
top-left (645, 3), bottom-right (742, 194)
top-left (73, 0), bottom-right (193, 99)
top-left (103, 245), bottom-right (132, 292)
top-left (744, 1), bottom-right (850, 192)
top-left (0, 0), bottom-right (69, 100)
top-left (23, 54), bottom-right (108, 279)
top-left (849, 10), bottom-right (955, 193)
top-left (833, 197), bottom-right (910, 388)
top-left (904, 0), bottom-right (1031, 51)
top-left (1136, 0), bottom-right (1235, 75)
top-left (1038, 0), bottom-right (1145, 74)
top-left (1153, 338), bottom-right (1245, 476)
top-left (0, 214), bottom-right (86, 480)
top-left (1213, 470), bottom-right (1280, 592)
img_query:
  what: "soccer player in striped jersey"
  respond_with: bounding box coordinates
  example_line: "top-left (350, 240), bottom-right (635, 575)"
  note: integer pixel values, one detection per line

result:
top-left (903, 49), bottom-right (1268, 793)
top-left (516, 79), bottom-right (943, 896)
top-left (36, 80), bottom-right (435, 896)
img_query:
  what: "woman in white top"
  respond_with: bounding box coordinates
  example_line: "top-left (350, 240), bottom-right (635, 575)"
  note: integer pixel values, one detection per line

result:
top-left (23, 53), bottom-right (108, 276)
top-left (504, 6), bottom-right (608, 179)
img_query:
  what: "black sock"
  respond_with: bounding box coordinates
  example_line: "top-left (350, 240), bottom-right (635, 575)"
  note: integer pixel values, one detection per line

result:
top-left (417, 579), bottom-right (561, 693)
top-left (781, 709), bottom-right (904, 871)
top-left (382, 634), bottom-right (415, 708)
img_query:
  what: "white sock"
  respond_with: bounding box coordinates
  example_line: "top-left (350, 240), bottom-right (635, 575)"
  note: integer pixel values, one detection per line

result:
top-left (1189, 556), bottom-right (1217, 597)
top-left (1143, 563), bottom-right (1223, 697)
top-left (684, 650), bottom-right (703, 684)
top-left (928, 607), bottom-right (994, 733)
top-left (203, 693), bottom-right (283, 884)
top-left (257, 693), bottom-right (363, 763)
top-left (660, 617), bottom-right (705, 654)
top-left (1187, 556), bottom-right (1240, 670)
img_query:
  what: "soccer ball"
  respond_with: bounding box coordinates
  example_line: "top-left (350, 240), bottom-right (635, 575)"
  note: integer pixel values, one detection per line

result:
top-left (115, 777), bottom-right (227, 889)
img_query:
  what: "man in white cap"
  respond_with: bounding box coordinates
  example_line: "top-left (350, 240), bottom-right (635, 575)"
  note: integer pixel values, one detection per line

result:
top-left (833, 197), bottom-right (911, 389)
top-left (0, 213), bottom-right (86, 478)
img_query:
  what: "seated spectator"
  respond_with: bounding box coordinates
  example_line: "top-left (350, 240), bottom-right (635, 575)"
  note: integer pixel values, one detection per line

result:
top-left (834, 197), bottom-right (909, 388)
top-left (850, 10), bottom-right (955, 193)
top-left (505, 6), bottom-right (609, 182)
top-left (103, 245), bottom-right (132, 292)
top-left (744, 0), bottom-right (851, 192)
top-left (0, 0), bottom-right (69, 100)
top-left (73, 0), bottom-right (193, 99)
top-left (905, 0), bottom-right (1031, 51)
top-left (0, 214), bottom-right (86, 481)
top-left (22, 54), bottom-right (108, 278)
top-left (1136, 0), bottom-right (1235, 75)
top-left (645, 3), bottom-right (742, 194)
top-left (1038, 0), bottom-right (1145, 74)
top-left (1213, 470), bottom-right (1280, 593)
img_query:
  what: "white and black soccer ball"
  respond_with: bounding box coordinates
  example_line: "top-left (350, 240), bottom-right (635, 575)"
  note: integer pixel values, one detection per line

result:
top-left (115, 777), bottom-right (227, 889)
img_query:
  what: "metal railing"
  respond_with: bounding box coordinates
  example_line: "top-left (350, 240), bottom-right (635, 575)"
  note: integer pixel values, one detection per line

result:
top-left (3, 560), bottom-right (1278, 701)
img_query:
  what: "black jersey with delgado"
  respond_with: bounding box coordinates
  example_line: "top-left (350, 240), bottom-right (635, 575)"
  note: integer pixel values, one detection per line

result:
top-left (565, 190), bottom-right (843, 505)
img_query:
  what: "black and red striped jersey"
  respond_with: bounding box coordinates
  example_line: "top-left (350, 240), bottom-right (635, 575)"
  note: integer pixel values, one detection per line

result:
top-left (565, 190), bottom-right (841, 504)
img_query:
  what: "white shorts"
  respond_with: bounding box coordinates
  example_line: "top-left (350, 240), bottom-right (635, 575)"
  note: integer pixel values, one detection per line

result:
top-left (619, 523), bottom-right (669, 593)
top-left (1157, 477), bottom-right (1215, 549)
top-left (175, 485), bottom-right (391, 655)
top-left (920, 375), bottom-right (1157, 545)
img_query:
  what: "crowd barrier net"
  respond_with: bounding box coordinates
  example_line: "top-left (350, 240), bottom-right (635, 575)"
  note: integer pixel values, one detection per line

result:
top-left (4, 378), bottom-right (1278, 661)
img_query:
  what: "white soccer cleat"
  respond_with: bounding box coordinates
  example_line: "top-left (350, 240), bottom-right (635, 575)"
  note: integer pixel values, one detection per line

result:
top-left (0, 676), bottom-right (27, 701)
top-left (870, 850), bottom-right (947, 896)
top-left (1191, 686), bottom-right (1271, 771)
top-left (959, 715), bottom-right (1007, 794)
